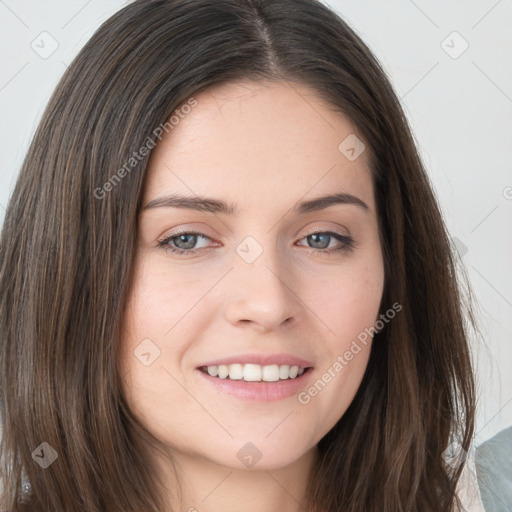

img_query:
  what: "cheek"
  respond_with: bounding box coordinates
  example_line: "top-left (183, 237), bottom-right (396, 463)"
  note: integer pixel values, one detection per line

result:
top-left (298, 256), bottom-right (383, 418)
top-left (118, 258), bottom-right (196, 384)
top-left (121, 256), bottom-right (209, 341)
top-left (118, 255), bottom-right (227, 416)
top-left (117, 263), bottom-right (203, 431)
top-left (308, 254), bottom-right (384, 344)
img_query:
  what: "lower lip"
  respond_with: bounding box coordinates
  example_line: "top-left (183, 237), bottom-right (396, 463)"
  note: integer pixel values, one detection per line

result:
top-left (196, 368), bottom-right (313, 401)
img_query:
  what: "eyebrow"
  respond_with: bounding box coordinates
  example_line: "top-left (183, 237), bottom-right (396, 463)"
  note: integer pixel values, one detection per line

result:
top-left (142, 192), bottom-right (369, 215)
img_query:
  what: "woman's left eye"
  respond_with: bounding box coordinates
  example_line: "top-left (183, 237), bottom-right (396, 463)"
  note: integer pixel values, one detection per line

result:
top-left (156, 230), bottom-right (356, 257)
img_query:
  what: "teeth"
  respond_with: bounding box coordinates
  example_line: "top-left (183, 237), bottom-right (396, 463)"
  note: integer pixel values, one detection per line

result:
top-left (229, 363), bottom-right (243, 380)
top-left (243, 363), bottom-right (261, 382)
top-left (262, 364), bottom-right (280, 382)
top-left (203, 363), bottom-right (307, 382)
top-left (218, 365), bottom-right (229, 379)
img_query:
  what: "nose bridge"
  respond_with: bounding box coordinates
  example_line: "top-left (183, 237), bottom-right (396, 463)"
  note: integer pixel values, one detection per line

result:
top-left (236, 233), bottom-right (292, 298)
top-left (224, 233), bottom-right (301, 330)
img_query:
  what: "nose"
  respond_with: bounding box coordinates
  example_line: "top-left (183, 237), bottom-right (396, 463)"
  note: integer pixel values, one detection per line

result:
top-left (224, 246), bottom-right (303, 333)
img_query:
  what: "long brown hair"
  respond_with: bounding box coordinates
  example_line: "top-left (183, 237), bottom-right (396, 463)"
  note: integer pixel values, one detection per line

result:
top-left (0, 0), bottom-right (478, 510)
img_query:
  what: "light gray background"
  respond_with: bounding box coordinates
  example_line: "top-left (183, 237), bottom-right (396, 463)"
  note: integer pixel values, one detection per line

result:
top-left (0, 0), bottom-right (511, 448)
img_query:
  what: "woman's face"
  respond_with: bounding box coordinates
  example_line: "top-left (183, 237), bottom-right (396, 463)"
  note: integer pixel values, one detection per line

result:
top-left (119, 80), bottom-right (384, 471)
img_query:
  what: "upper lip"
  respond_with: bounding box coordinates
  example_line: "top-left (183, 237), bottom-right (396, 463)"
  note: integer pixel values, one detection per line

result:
top-left (197, 353), bottom-right (314, 368)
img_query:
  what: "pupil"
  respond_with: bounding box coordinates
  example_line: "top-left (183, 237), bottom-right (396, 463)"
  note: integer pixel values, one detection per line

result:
top-left (175, 234), bottom-right (196, 250)
top-left (309, 233), bottom-right (329, 249)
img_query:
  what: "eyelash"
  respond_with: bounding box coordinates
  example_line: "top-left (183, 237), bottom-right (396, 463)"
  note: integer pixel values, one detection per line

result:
top-left (156, 229), bottom-right (356, 257)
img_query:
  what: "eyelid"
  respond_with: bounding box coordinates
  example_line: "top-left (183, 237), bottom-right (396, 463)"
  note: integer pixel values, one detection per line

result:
top-left (300, 225), bottom-right (349, 238)
top-left (157, 225), bottom-right (216, 242)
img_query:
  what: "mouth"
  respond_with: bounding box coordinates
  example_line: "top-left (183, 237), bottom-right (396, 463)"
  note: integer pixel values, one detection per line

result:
top-left (198, 363), bottom-right (310, 382)
top-left (195, 359), bottom-right (314, 401)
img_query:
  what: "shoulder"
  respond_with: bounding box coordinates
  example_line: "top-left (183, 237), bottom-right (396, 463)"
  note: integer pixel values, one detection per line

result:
top-left (475, 426), bottom-right (512, 511)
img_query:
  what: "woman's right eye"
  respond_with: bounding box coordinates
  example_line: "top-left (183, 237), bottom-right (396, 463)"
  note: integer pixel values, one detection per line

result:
top-left (156, 231), bottom-right (215, 256)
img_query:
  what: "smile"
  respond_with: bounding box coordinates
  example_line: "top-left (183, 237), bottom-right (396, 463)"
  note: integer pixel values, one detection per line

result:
top-left (196, 364), bottom-right (313, 401)
top-left (200, 363), bottom-right (306, 382)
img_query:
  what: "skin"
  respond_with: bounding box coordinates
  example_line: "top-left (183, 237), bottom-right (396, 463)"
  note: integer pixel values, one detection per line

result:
top-left (119, 80), bottom-right (385, 512)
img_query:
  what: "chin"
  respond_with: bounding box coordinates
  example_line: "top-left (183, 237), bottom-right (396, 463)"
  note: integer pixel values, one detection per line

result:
top-left (201, 435), bottom-right (315, 471)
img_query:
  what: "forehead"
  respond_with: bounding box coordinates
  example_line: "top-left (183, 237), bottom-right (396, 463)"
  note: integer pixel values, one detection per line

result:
top-left (144, 80), bottom-right (374, 215)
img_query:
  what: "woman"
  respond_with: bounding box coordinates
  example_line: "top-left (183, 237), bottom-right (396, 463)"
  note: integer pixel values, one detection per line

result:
top-left (0, 0), bottom-right (481, 510)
